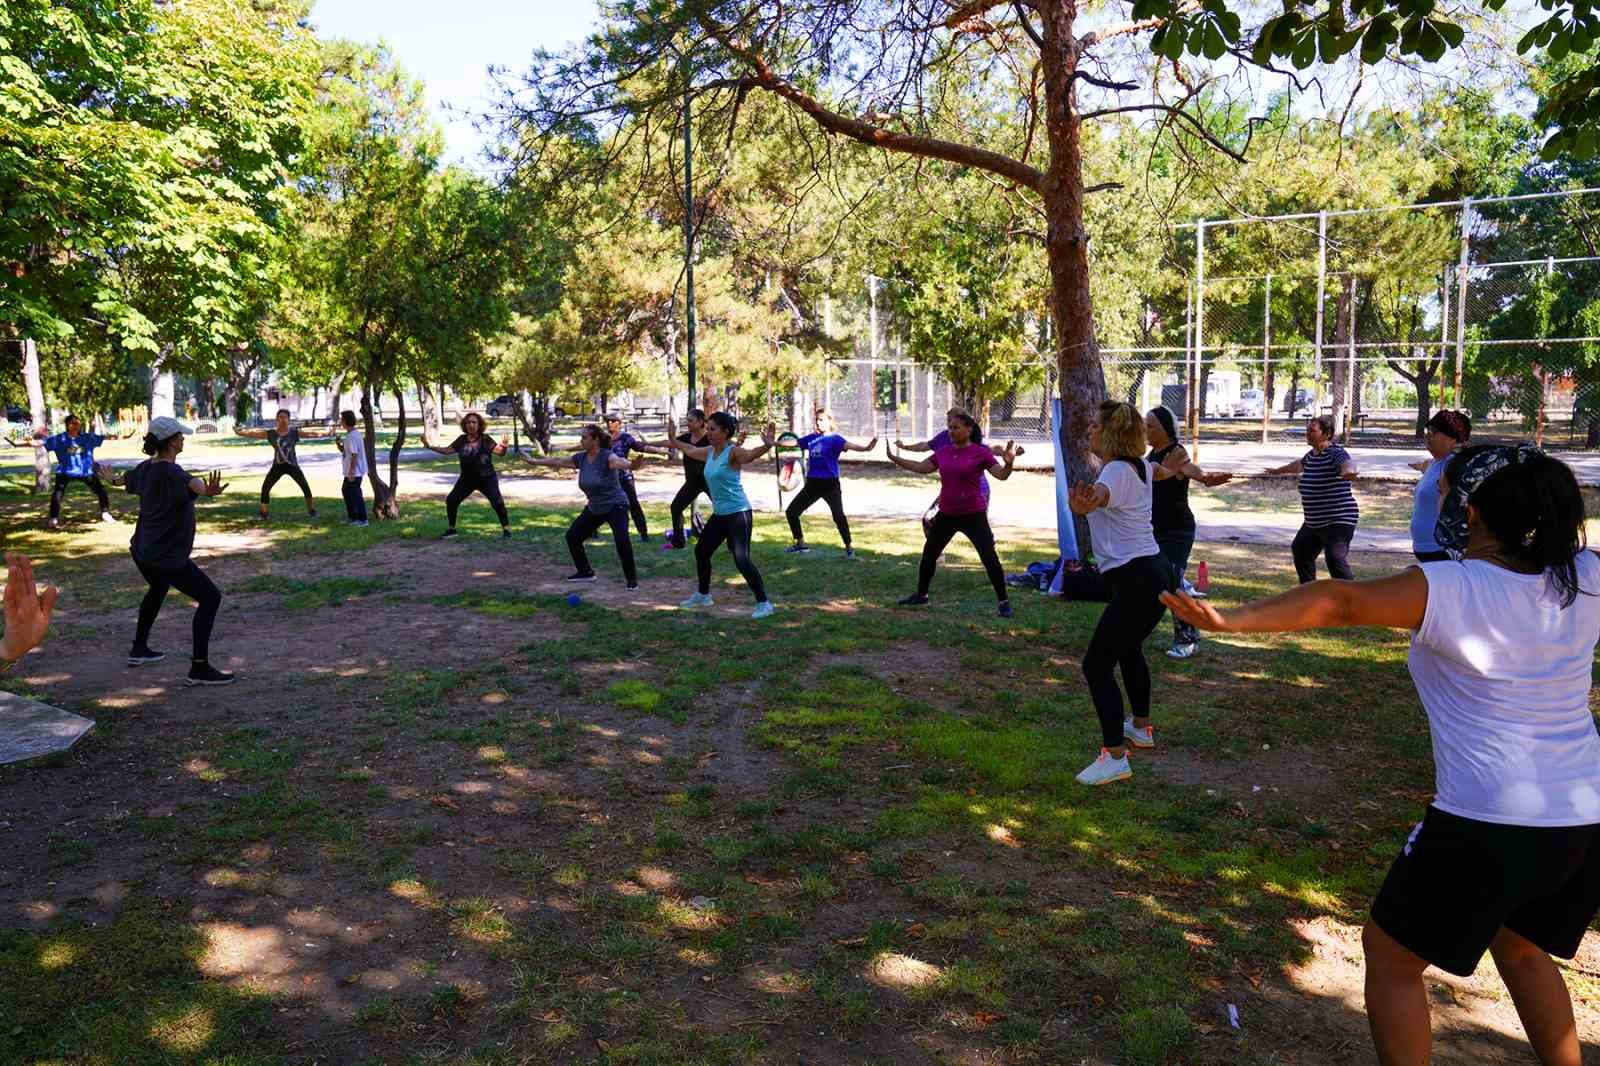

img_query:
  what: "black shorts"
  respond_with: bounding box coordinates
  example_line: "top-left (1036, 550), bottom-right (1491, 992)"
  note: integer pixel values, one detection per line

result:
top-left (1371, 805), bottom-right (1600, 976)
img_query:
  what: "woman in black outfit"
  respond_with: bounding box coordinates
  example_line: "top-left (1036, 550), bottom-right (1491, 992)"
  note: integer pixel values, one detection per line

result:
top-left (1144, 407), bottom-right (1231, 659)
top-left (121, 416), bottom-right (234, 685)
top-left (641, 409), bottom-right (709, 549)
top-left (423, 412), bottom-right (511, 539)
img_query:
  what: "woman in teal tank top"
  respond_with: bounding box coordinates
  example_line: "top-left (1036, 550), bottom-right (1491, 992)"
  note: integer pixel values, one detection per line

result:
top-left (671, 412), bottom-right (777, 618)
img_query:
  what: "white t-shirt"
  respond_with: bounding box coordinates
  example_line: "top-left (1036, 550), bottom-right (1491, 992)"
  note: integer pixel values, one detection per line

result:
top-left (1086, 458), bottom-right (1160, 573)
top-left (343, 429), bottom-right (368, 478)
top-left (1409, 554), bottom-right (1600, 827)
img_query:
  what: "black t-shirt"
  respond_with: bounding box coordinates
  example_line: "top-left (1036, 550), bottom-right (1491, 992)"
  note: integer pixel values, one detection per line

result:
top-left (125, 459), bottom-right (196, 571)
top-left (266, 426), bottom-right (300, 466)
top-left (450, 434), bottom-right (498, 478)
top-left (1148, 443), bottom-right (1195, 534)
top-left (676, 432), bottom-right (709, 480)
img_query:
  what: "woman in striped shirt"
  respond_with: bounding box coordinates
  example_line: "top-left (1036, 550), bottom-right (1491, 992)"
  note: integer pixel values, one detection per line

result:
top-left (1259, 416), bottom-right (1360, 582)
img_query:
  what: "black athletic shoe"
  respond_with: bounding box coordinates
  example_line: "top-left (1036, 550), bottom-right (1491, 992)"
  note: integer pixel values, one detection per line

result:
top-left (565, 572), bottom-right (598, 583)
top-left (897, 594), bottom-right (930, 607)
top-left (127, 645), bottom-right (166, 666)
top-left (439, 528), bottom-right (458, 539)
top-left (844, 547), bottom-right (856, 560)
top-left (784, 543), bottom-right (812, 554)
top-left (639, 533), bottom-right (652, 543)
top-left (501, 528), bottom-right (512, 539)
top-left (997, 601), bottom-right (1014, 619)
top-left (625, 582), bottom-right (640, 592)
top-left (307, 508), bottom-right (318, 518)
top-left (185, 660), bottom-right (236, 687)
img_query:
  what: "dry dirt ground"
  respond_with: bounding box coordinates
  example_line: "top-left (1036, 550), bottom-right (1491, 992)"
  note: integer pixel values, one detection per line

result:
top-left (3, 525), bottom-right (1599, 1064)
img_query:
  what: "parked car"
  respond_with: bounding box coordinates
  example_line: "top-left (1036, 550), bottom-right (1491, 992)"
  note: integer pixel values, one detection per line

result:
top-left (1234, 389), bottom-right (1264, 418)
top-left (484, 395), bottom-right (517, 418)
top-left (1283, 388), bottom-right (1316, 415)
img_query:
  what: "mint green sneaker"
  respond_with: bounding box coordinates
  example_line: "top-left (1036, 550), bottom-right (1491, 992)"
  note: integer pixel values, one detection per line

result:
top-left (678, 592), bottom-right (713, 608)
top-left (751, 600), bottom-right (775, 619)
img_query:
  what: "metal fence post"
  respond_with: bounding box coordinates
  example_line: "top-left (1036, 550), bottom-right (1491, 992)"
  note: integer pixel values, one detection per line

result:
top-left (1343, 278), bottom-right (1357, 443)
top-left (1191, 220), bottom-right (1205, 448)
top-left (1314, 211), bottom-right (1327, 403)
top-left (1454, 197), bottom-right (1472, 408)
top-left (1262, 272), bottom-right (1272, 444)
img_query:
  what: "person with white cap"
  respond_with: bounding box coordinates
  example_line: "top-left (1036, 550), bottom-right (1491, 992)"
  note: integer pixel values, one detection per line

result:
top-left (119, 416), bottom-right (235, 685)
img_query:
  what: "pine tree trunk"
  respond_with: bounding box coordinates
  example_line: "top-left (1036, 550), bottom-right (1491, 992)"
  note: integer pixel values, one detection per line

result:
top-left (1038, 0), bottom-right (1104, 553)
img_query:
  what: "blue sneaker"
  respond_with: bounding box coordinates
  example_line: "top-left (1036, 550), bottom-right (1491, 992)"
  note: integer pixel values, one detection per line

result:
top-left (751, 601), bottom-right (775, 619)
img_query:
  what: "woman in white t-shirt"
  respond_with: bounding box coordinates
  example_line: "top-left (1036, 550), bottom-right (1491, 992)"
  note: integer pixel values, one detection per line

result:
top-left (1164, 443), bottom-right (1600, 1066)
top-left (1068, 401), bottom-right (1226, 787)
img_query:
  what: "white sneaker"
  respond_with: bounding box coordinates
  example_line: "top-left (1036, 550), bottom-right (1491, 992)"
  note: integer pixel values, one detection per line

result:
top-left (1075, 748), bottom-right (1132, 786)
top-left (1122, 719), bottom-right (1155, 748)
top-left (751, 600), bottom-right (775, 619)
top-left (1165, 643), bottom-right (1197, 660)
top-left (100, 511), bottom-right (116, 523)
top-left (679, 592), bottom-right (713, 608)
top-left (1180, 578), bottom-right (1206, 599)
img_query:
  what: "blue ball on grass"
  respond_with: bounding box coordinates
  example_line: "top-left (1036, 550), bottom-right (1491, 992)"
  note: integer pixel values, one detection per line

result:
top-left (566, 592), bottom-right (582, 607)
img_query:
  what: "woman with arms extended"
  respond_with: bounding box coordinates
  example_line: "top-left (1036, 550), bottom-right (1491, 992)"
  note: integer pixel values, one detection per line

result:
top-left (236, 409), bottom-right (334, 521)
top-left (886, 410), bottom-right (1017, 618)
top-left (1252, 415), bottom-right (1360, 581)
top-left (784, 409), bottom-right (876, 558)
top-left (1144, 405), bottom-right (1232, 659)
top-left (636, 408), bottom-right (709, 550)
top-left (121, 417), bottom-right (234, 685)
top-left (672, 412), bottom-right (777, 618)
top-left (523, 423), bottom-right (641, 590)
top-left (1165, 443), bottom-right (1600, 1066)
top-left (422, 412), bottom-right (511, 539)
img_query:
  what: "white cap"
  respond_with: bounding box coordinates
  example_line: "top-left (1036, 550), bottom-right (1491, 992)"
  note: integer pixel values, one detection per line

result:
top-left (148, 416), bottom-right (192, 439)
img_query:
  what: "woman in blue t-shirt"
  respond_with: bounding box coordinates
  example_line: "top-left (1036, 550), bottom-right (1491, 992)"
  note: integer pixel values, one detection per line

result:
top-left (1408, 409), bottom-right (1470, 562)
top-left (523, 424), bottom-right (640, 589)
top-left (671, 412), bottom-right (777, 619)
top-left (784, 409), bottom-right (876, 558)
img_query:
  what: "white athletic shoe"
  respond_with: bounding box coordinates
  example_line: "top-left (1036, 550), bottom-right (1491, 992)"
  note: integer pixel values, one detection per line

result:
top-left (751, 600), bottom-right (775, 619)
top-left (1180, 578), bottom-right (1206, 599)
top-left (1122, 719), bottom-right (1155, 748)
top-left (100, 511), bottom-right (116, 523)
top-left (679, 592), bottom-right (713, 608)
top-left (1165, 642), bottom-right (1197, 660)
top-left (1075, 748), bottom-right (1132, 786)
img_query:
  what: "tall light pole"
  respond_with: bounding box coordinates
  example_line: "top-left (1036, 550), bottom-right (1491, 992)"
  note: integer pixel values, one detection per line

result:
top-left (680, 50), bottom-right (697, 413)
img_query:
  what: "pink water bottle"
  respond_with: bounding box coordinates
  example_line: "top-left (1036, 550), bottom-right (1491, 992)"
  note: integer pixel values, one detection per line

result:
top-left (1196, 561), bottom-right (1210, 594)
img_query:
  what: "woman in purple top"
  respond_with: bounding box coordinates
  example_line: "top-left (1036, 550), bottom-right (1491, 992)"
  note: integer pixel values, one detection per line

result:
top-left (523, 423), bottom-right (640, 589)
top-left (887, 411), bottom-right (1017, 618)
top-left (602, 413), bottom-right (651, 541)
top-left (895, 407), bottom-right (1024, 505)
top-left (785, 409), bottom-right (876, 558)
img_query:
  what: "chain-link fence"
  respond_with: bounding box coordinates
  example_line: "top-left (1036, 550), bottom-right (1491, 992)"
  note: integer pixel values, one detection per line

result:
top-left (1103, 188), bottom-right (1600, 449)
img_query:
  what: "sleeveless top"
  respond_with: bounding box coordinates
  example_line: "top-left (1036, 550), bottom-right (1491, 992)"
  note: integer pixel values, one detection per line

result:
top-left (703, 443), bottom-right (750, 515)
top-left (1148, 443), bottom-right (1194, 534)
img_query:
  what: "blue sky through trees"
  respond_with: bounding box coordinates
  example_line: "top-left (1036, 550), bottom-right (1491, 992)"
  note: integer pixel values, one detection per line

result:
top-left (307, 0), bottom-right (602, 166)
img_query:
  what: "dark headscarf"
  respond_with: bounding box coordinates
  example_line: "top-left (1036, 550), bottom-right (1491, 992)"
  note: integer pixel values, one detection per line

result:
top-left (1435, 444), bottom-right (1541, 551)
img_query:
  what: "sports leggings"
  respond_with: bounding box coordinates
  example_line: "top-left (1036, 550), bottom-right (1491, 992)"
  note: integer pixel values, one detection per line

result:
top-left (670, 474), bottom-right (708, 543)
top-left (786, 476), bottom-right (851, 546)
top-left (1082, 553), bottom-right (1174, 749)
top-left (565, 505), bottom-right (638, 585)
top-left (917, 511), bottom-right (1007, 603)
top-left (50, 473), bottom-right (109, 518)
top-left (1154, 529), bottom-right (1199, 647)
top-left (619, 476), bottom-right (649, 539)
top-left (446, 474), bottom-right (509, 529)
top-left (1291, 522), bottom-right (1355, 583)
top-left (260, 462), bottom-right (312, 505)
top-left (696, 509), bottom-right (767, 602)
top-left (134, 557), bottom-right (223, 661)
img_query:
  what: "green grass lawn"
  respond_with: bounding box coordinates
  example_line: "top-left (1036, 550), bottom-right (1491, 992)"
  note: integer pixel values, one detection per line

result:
top-left (0, 454), bottom-right (1592, 1065)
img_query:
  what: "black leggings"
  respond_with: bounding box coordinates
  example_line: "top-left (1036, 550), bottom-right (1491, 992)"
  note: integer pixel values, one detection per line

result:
top-left (1291, 522), bottom-right (1355, 583)
top-left (260, 462), bottom-right (312, 505)
top-left (917, 511), bottom-right (1007, 603)
top-left (1082, 554), bottom-right (1174, 748)
top-left (786, 477), bottom-right (851, 546)
top-left (696, 509), bottom-right (767, 602)
top-left (134, 558), bottom-right (222, 661)
top-left (50, 473), bottom-right (109, 518)
top-left (566, 505), bottom-right (638, 584)
top-left (446, 474), bottom-right (509, 529)
top-left (670, 475), bottom-right (708, 543)
top-left (342, 477), bottom-right (367, 522)
top-left (1154, 529), bottom-right (1199, 646)
top-left (619, 476), bottom-right (649, 538)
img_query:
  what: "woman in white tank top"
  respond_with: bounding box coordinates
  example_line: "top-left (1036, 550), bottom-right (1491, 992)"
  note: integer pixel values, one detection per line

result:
top-left (1165, 443), bottom-right (1600, 1066)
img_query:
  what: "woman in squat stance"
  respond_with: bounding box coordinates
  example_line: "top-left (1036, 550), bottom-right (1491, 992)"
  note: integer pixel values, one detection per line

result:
top-left (121, 417), bottom-right (234, 685)
top-left (784, 409), bottom-right (875, 558)
top-left (1069, 401), bottom-right (1225, 785)
top-left (423, 412), bottom-right (511, 539)
top-left (895, 407), bottom-right (1023, 508)
top-left (886, 411), bottom-right (1017, 618)
top-left (671, 412), bottom-right (777, 618)
top-left (1165, 443), bottom-right (1600, 1066)
top-left (637, 408), bottom-right (709, 549)
top-left (13, 415), bottom-right (115, 528)
top-left (237, 409), bottom-right (333, 520)
top-left (523, 424), bottom-right (640, 589)
top-left (1144, 406), bottom-right (1231, 659)
top-left (1254, 415), bottom-right (1360, 582)
top-left (602, 412), bottom-right (652, 541)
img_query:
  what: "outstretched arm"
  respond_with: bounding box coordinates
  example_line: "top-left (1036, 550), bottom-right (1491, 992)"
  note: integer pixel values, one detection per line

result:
top-left (1161, 568), bottom-right (1427, 634)
top-left (236, 426), bottom-right (269, 439)
top-left (1152, 445), bottom-right (1232, 487)
top-left (674, 439), bottom-right (711, 462)
top-left (731, 423), bottom-right (777, 466)
top-left (522, 453), bottom-right (571, 469)
top-left (885, 440), bottom-right (936, 475)
top-left (987, 441), bottom-right (1018, 481)
top-left (844, 436), bottom-right (879, 452)
top-left (187, 469), bottom-right (228, 498)
top-left (1258, 458), bottom-right (1304, 477)
top-left (896, 438), bottom-right (933, 453)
